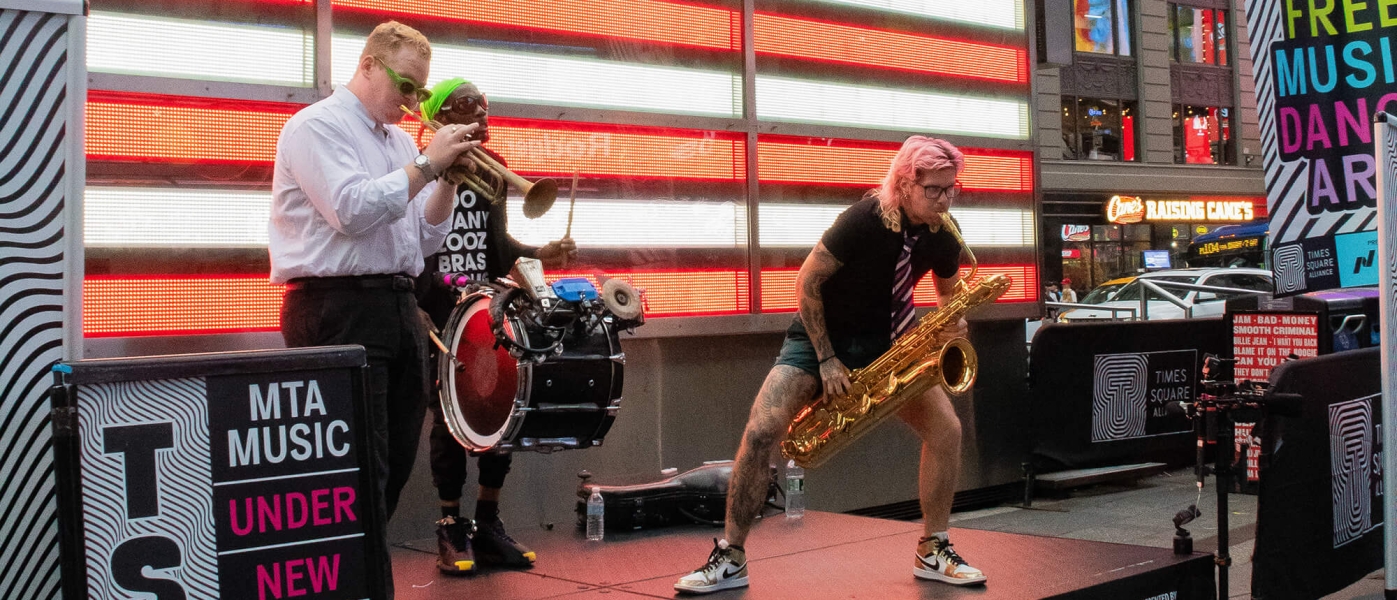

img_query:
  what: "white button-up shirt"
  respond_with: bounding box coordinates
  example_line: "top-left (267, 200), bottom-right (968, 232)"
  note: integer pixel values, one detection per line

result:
top-left (269, 86), bottom-right (450, 283)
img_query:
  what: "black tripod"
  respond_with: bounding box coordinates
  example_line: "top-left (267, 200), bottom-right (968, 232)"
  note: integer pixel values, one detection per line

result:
top-left (1173, 355), bottom-right (1301, 600)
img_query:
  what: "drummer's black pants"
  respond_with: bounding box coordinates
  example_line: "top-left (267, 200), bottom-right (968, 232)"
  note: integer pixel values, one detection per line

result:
top-left (281, 283), bottom-right (429, 599)
top-left (428, 364), bottom-right (513, 497)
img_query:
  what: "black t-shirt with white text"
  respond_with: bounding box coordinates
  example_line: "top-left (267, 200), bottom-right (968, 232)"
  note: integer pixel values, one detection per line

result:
top-left (813, 198), bottom-right (962, 342)
top-left (416, 149), bottom-right (536, 327)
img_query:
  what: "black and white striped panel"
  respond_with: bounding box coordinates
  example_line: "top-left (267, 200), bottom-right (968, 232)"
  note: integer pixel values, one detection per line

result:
top-left (77, 379), bottom-right (219, 599)
top-left (1091, 353), bottom-right (1149, 442)
top-left (1246, 1), bottom-right (1377, 245)
top-left (1327, 396), bottom-right (1375, 548)
top-left (0, 9), bottom-right (69, 600)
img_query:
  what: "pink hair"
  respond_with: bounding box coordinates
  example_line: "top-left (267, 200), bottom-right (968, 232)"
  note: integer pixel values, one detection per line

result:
top-left (869, 136), bottom-right (964, 230)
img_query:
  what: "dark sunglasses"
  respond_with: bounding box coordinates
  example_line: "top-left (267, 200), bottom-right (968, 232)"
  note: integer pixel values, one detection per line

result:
top-left (440, 93), bottom-right (488, 116)
top-left (374, 56), bottom-right (431, 102)
top-left (920, 181), bottom-right (962, 200)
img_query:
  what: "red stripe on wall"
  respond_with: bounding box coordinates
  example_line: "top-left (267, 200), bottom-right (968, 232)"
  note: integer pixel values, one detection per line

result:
top-left (753, 13), bottom-right (1027, 83)
top-left (758, 137), bottom-right (1034, 192)
top-left (760, 265), bottom-right (1038, 312)
top-left (332, 0), bottom-right (740, 50)
top-left (83, 270), bottom-right (752, 337)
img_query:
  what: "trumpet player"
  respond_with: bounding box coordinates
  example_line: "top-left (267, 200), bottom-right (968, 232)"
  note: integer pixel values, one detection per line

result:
top-left (412, 77), bottom-right (575, 575)
top-left (675, 136), bottom-right (986, 594)
top-left (268, 22), bottom-right (479, 599)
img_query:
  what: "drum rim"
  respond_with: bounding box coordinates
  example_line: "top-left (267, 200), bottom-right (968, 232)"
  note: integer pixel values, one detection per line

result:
top-left (439, 292), bottom-right (524, 451)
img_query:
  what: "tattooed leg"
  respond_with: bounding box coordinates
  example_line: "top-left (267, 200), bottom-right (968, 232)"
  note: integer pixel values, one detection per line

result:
top-left (724, 365), bottom-right (819, 546)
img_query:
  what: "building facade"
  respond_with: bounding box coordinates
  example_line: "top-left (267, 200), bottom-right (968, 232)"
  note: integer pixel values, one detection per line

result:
top-left (1037, 0), bottom-right (1268, 298)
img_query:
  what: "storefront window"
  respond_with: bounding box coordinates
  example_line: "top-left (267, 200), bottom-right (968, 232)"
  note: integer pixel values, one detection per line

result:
top-left (1074, 0), bottom-right (1132, 56)
top-left (1173, 105), bottom-right (1234, 165)
top-left (1170, 5), bottom-right (1228, 66)
top-left (1062, 97), bottom-right (1137, 161)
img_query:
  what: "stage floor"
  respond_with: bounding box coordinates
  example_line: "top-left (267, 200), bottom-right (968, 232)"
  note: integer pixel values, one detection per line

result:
top-left (389, 510), bottom-right (1214, 599)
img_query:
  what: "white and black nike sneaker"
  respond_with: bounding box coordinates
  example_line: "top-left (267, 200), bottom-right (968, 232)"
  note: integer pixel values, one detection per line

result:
top-left (674, 538), bottom-right (749, 594)
top-left (913, 535), bottom-right (986, 586)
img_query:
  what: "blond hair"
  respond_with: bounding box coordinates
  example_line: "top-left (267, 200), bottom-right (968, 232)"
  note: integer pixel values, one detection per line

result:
top-left (868, 136), bottom-right (964, 231)
top-left (361, 21), bottom-right (431, 63)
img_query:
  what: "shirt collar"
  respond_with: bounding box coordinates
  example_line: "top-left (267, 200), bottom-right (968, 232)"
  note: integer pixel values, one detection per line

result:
top-left (333, 86), bottom-right (388, 136)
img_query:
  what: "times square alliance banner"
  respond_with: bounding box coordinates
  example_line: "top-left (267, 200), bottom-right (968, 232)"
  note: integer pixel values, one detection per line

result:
top-left (1244, 0), bottom-right (1396, 295)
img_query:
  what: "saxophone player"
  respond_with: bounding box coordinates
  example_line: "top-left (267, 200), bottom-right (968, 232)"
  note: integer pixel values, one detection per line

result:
top-left (675, 136), bottom-right (986, 594)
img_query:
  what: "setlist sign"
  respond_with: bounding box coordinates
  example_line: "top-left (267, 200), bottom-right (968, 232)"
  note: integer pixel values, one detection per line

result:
top-left (1232, 313), bottom-right (1319, 381)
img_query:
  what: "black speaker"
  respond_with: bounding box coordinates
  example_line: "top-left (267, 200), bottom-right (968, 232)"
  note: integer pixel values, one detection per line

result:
top-left (1037, 0), bottom-right (1074, 67)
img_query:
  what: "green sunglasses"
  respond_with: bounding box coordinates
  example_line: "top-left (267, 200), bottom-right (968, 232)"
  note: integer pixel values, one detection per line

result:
top-left (374, 56), bottom-right (431, 102)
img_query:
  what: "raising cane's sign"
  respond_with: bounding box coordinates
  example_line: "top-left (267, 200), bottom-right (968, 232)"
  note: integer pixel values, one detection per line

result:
top-left (1106, 195), bottom-right (1257, 224)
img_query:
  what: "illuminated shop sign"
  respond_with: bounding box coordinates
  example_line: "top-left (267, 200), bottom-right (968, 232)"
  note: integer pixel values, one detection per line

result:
top-left (1195, 237), bottom-right (1261, 256)
top-left (1106, 196), bottom-right (1256, 224)
top-left (1104, 195), bottom-right (1146, 224)
top-left (1061, 224), bottom-right (1091, 242)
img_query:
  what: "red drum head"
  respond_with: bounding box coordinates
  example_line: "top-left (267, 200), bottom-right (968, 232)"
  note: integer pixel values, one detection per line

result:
top-left (442, 296), bottom-right (519, 450)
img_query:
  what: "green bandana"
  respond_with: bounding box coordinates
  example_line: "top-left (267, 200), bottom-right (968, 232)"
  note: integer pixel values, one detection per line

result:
top-left (420, 77), bottom-right (468, 123)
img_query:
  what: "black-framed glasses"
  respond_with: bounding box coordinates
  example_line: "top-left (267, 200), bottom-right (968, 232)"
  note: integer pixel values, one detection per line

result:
top-left (921, 181), bottom-right (962, 200)
top-left (440, 92), bottom-right (488, 117)
top-left (374, 56), bottom-right (431, 102)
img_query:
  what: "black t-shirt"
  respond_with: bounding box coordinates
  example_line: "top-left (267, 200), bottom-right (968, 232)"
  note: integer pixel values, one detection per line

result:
top-left (815, 198), bottom-right (962, 341)
top-left (416, 149), bottom-right (536, 327)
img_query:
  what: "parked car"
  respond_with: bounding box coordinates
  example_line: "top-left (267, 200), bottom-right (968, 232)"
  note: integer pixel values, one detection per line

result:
top-left (1077, 276), bottom-right (1135, 305)
top-left (1057, 267), bottom-right (1273, 322)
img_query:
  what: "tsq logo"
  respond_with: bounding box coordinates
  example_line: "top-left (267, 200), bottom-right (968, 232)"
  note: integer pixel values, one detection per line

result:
top-left (1272, 244), bottom-right (1308, 294)
top-left (1092, 354), bottom-right (1149, 441)
top-left (1092, 350), bottom-right (1196, 442)
top-left (1328, 395), bottom-right (1382, 548)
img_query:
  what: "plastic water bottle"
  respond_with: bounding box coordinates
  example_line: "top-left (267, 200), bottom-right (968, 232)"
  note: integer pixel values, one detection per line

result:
top-left (586, 486), bottom-right (605, 541)
top-left (785, 459), bottom-right (805, 519)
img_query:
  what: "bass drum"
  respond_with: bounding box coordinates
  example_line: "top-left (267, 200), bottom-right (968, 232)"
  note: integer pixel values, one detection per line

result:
top-left (437, 291), bottom-right (624, 453)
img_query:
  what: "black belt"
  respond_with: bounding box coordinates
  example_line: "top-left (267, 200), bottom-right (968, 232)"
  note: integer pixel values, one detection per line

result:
top-left (286, 274), bottom-right (415, 292)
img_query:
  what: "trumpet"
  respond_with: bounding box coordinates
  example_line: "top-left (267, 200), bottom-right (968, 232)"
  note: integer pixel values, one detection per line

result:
top-left (401, 105), bottom-right (558, 218)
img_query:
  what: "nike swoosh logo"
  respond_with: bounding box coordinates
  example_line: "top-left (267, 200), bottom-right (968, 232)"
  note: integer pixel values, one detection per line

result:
top-left (919, 556), bottom-right (940, 570)
top-left (721, 564), bottom-right (745, 578)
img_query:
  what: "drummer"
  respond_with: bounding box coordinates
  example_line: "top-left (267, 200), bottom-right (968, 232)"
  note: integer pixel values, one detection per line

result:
top-left (413, 77), bottom-right (576, 575)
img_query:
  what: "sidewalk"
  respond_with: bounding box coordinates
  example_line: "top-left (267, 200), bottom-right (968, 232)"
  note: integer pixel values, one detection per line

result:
top-left (946, 469), bottom-right (1386, 599)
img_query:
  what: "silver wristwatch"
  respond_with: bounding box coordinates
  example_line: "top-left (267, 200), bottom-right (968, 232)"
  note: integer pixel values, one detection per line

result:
top-left (413, 154), bottom-right (437, 180)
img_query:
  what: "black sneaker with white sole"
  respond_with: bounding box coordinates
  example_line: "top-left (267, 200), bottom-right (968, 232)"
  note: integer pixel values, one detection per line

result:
top-left (674, 538), bottom-right (749, 594)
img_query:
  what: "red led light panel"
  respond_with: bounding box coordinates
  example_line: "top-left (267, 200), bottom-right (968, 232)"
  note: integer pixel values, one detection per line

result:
top-left (85, 270), bottom-right (752, 337)
top-left (753, 13), bottom-right (1027, 84)
top-left (758, 139), bottom-right (1033, 192)
top-left (332, 0), bottom-right (739, 50)
top-left (404, 119), bottom-right (747, 181)
top-left (547, 269), bottom-right (750, 317)
top-left (90, 97), bottom-right (746, 181)
top-left (86, 100), bottom-right (294, 164)
top-left (84, 276), bottom-right (285, 337)
top-left (762, 265), bottom-right (1037, 312)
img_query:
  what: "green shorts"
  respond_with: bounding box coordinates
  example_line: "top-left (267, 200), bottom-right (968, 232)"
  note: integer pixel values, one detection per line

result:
top-left (774, 317), bottom-right (890, 377)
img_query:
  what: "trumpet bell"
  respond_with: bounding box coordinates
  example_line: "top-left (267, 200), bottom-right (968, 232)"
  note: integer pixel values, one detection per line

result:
top-left (523, 178), bottom-right (558, 219)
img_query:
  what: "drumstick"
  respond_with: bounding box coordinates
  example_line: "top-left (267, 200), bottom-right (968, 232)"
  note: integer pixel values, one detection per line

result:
top-left (565, 169), bottom-right (579, 239)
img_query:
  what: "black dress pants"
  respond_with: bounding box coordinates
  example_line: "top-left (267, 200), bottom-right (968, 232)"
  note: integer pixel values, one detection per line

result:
top-left (281, 284), bottom-right (428, 598)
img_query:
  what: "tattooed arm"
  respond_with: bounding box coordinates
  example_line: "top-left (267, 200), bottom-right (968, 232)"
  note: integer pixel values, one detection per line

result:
top-left (797, 242), bottom-right (849, 397)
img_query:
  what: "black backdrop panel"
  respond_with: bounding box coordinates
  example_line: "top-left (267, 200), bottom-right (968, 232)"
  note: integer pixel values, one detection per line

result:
top-left (1029, 319), bottom-right (1230, 469)
top-left (51, 346), bottom-right (386, 600)
top-left (1251, 347), bottom-right (1383, 600)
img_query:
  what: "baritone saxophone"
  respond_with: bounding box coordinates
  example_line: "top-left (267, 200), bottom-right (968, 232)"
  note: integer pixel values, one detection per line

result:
top-left (780, 214), bottom-right (1012, 469)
